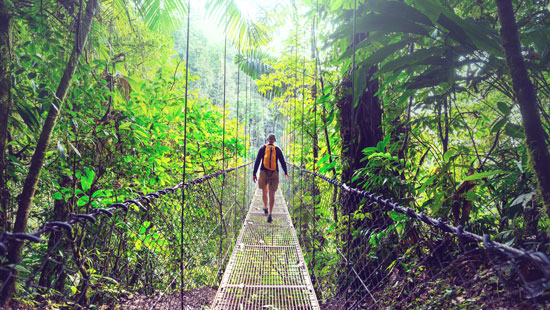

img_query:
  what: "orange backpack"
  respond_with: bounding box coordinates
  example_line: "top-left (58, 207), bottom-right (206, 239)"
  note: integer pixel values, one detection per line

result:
top-left (263, 144), bottom-right (277, 171)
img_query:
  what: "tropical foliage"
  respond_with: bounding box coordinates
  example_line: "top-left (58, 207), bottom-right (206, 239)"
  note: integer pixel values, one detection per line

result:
top-left (1, 0), bottom-right (549, 307)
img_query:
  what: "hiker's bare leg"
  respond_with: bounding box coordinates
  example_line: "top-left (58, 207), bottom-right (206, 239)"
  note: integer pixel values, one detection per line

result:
top-left (269, 189), bottom-right (276, 214)
top-left (262, 188), bottom-right (268, 209)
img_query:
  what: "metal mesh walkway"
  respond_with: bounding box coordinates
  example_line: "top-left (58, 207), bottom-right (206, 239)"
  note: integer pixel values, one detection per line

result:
top-left (211, 188), bottom-right (320, 310)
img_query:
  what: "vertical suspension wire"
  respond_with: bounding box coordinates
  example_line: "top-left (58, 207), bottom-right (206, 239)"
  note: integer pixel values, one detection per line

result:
top-left (300, 31), bottom-right (306, 240)
top-left (311, 0), bottom-right (319, 285)
top-left (250, 79), bottom-right (254, 158)
top-left (244, 70), bottom-right (248, 216)
top-left (292, 3), bottom-right (298, 219)
top-left (181, 0), bottom-right (191, 308)
top-left (244, 75), bottom-right (249, 218)
top-left (346, 0), bottom-right (358, 302)
top-left (220, 2), bottom-right (228, 269)
top-left (235, 67), bottom-right (240, 230)
top-left (245, 77), bottom-right (249, 201)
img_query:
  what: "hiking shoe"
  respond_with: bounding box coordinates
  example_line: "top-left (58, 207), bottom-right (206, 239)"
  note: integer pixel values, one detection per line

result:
top-left (263, 207), bottom-right (268, 215)
top-left (267, 214), bottom-right (272, 223)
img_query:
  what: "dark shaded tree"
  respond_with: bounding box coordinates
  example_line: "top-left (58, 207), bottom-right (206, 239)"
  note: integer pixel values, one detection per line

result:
top-left (495, 0), bottom-right (550, 214)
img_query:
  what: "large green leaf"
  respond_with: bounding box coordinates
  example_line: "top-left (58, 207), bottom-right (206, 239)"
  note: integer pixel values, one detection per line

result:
top-left (332, 12), bottom-right (429, 42)
top-left (15, 103), bottom-right (40, 131)
top-left (234, 50), bottom-right (276, 79)
top-left (497, 101), bottom-right (511, 115)
top-left (336, 32), bottom-right (387, 64)
top-left (525, 25), bottom-right (550, 66)
top-left (134, 0), bottom-right (187, 32)
top-left (437, 14), bottom-right (476, 51)
top-left (491, 117), bottom-right (508, 133)
top-left (415, 0), bottom-right (502, 54)
top-left (368, 0), bottom-right (433, 27)
top-left (404, 66), bottom-right (451, 90)
top-left (504, 123), bottom-right (525, 139)
top-left (206, 0), bottom-right (271, 51)
top-left (380, 47), bottom-right (446, 73)
top-left (358, 38), bottom-right (416, 69)
top-left (356, 13), bottom-right (429, 36)
top-left (462, 170), bottom-right (508, 181)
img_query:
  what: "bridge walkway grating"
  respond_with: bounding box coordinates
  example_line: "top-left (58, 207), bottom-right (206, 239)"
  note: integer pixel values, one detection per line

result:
top-left (211, 188), bottom-right (320, 310)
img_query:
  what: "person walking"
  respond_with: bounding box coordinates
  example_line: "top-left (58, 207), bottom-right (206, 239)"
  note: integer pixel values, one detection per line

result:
top-left (252, 133), bottom-right (289, 223)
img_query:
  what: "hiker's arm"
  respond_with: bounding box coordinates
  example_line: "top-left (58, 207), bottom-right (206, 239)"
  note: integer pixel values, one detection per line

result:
top-left (253, 146), bottom-right (264, 180)
top-left (277, 147), bottom-right (289, 176)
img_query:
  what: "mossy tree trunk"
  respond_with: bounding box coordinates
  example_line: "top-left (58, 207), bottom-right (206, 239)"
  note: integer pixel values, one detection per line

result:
top-left (0, 0), bottom-right (12, 231)
top-left (339, 65), bottom-right (383, 193)
top-left (338, 65), bottom-right (383, 292)
top-left (495, 0), bottom-right (550, 213)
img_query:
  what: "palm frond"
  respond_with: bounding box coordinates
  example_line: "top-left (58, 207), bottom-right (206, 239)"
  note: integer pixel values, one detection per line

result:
top-left (235, 50), bottom-right (288, 100)
top-left (206, 0), bottom-right (271, 52)
top-left (234, 50), bottom-right (275, 79)
top-left (134, 0), bottom-right (187, 32)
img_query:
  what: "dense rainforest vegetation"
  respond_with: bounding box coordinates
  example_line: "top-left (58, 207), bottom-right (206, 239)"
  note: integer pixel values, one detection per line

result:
top-left (0, 0), bottom-right (550, 308)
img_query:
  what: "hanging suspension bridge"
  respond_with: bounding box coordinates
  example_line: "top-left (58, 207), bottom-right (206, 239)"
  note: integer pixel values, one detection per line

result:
top-left (211, 188), bottom-right (319, 309)
top-left (1, 162), bottom-right (549, 309)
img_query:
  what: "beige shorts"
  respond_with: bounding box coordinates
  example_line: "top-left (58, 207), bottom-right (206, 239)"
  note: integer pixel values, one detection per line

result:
top-left (258, 170), bottom-right (279, 191)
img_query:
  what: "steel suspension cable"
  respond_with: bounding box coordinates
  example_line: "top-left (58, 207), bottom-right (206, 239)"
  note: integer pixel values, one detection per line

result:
top-left (300, 35), bottom-right (306, 239)
top-left (245, 77), bottom-right (249, 199)
top-left (311, 0), bottom-right (319, 284)
top-left (181, 0), bottom-right (191, 308)
top-left (235, 64), bottom-right (240, 225)
top-left (220, 21), bottom-right (227, 265)
top-left (253, 82), bottom-right (255, 154)
top-left (292, 6), bottom-right (298, 216)
top-left (241, 73), bottom-right (247, 214)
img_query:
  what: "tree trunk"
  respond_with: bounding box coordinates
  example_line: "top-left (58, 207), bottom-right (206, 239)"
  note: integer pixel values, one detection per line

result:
top-left (338, 65), bottom-right (383, 292)
top-left (339, 66), bottom-right (383, 193)
top-left (38, 175), bottom-right (72, 292)
top-left (495, 0), bottom-right (550, 213)
top-left (0, 0), bottom-right (12, 231)
top-left (1, 0), bottom-right (98, 305)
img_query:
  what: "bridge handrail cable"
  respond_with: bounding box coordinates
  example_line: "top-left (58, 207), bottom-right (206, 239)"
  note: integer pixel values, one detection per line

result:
top-left (289, 163), bottom-right (550, 277)
top-left (0, 161), bottom-right (253, 256)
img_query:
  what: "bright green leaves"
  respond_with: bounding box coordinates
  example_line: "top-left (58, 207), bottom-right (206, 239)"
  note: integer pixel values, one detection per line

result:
top-left (52, 192), bottom-right (64, 200)
top-left (234, 50), bottom-right (276, 80)
top-left (319, 156), bottom-right (337, 174)
top-left (132, 0), bottom-right (187, 33)
top-left (462, 170), bottom-right (508, 182)
top-left (81, 168), bottom-right (95, 193)
top-left (77, 196), bottom-right (90, 207)
top-left (443, 149), bottom-right (456, 163)
top-left (206, 0), bottom-right (271, 52)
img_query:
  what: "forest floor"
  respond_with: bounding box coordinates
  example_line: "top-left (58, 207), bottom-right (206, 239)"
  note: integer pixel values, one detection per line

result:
top-left (117, 286), bottom-right (217, 309)
top-left (334, 249), bottom-right (550, 310)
